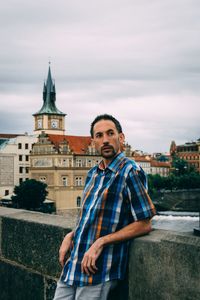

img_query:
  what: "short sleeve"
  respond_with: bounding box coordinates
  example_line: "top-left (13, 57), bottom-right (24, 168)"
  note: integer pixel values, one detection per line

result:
top-left (126, 168), bottom-right (156, 221)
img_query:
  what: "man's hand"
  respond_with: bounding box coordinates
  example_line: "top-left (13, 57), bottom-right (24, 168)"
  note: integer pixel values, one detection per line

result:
top-left (81, 238), bottom-right (104, 276)
top-left (59, 231), bottom-right (74, 267)
top-left (81, 219), bottom-right (152, 275)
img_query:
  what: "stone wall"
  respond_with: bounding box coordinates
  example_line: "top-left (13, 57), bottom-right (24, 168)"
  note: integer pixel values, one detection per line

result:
top-left (0, 207), bottom-right (73, 300)
top-left (129, 230), bottom-right (200, 300)
top-left (0, 207), bottom-right (200, 300)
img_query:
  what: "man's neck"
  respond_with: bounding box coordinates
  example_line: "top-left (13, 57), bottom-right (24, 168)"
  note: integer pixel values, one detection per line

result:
top-left (102, 151), bottom-right (122, 168)
top-left (102, 159), bottom-right (111, 169)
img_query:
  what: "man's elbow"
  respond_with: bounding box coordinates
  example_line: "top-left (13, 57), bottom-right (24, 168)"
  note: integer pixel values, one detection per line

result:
top-left (143, 219), bottom-right (152, 235)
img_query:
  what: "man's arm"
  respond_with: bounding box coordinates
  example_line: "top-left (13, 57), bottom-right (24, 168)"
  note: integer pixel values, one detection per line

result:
top-left (59, 231), bottom-right (74, 267)
top-left (81, 218), bottom-right (152, 275)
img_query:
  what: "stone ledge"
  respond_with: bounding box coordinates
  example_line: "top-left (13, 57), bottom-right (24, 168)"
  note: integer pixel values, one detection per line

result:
top-left (1, 207), bottom-right (200, 300)
top-left (0, 206), bottom-right (78, 228)
top-left (129, 230), bottom-right (200, 300)
top-left (0, 207), bottom-right (74, 278)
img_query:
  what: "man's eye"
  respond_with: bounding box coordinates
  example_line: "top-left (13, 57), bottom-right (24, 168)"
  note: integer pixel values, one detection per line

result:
top-left (108, 131), bottom-right (114, 136)
top-left (95, 133), bottom-right (102, 138)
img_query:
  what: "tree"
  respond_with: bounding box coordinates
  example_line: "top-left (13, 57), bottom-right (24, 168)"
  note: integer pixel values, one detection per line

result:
top-left (12, 179), bottom-right (48, 210)
top-left (157, 155), bottom-right (169, 162)
top-left (171, 156), bottom-right (189, 176)
top-left (148, 172), bottom-right (200, 194)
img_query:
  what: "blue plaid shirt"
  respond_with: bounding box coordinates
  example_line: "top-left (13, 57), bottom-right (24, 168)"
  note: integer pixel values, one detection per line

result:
top-left (61, 152), bottom-right (156, 286)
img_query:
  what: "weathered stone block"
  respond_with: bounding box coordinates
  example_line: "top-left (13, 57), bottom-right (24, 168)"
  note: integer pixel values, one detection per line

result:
top-left (1, 211), bottom-right (73, 278)
top-left (0, 259), bottom-right (44, 300)
top-left (45, 277), bottom-right (57, 300)
top-left (129, 230), bottom-right (200, 300)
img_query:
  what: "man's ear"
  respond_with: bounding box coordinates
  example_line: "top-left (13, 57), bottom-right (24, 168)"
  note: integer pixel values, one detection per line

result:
top-left (119, 133), bottom-right (125, 143)
top-left (119, 133), bottom-right (125, 151)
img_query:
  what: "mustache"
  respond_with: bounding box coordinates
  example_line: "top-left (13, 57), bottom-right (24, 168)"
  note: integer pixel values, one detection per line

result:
top-left (101, 145), bottom-right (114, 151)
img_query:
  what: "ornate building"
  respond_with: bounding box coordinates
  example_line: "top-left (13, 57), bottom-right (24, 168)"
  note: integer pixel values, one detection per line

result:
top-left (30, 132), bottom-right (101, 211)
top-left (170, 139), bottom-right (200, 173)
top-left (30, 66), bottom-right (102, 212)
top-left (33, 65), bottom-right (66, 136)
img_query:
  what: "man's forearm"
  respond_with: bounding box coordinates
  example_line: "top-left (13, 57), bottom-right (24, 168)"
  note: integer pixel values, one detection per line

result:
top-left (59, 231), bottom-right (74, 267)
top-left (99, 219), bottom-right (152, 247)
top-left (81, 219), bottom-right (152, 275)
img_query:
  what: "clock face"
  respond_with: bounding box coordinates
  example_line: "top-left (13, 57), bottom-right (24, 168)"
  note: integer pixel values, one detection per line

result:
top-left (51, 119), bottom-right (58, 128)
top-left (37, 119), bottom-right (42, 129)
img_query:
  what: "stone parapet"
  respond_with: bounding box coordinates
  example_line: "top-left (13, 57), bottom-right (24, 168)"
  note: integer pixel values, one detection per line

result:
top-left (0, 207), bottom-right (73, 300)
top-left (129, 230), bottom-right (200, 300)
top-left (0, 207), bottom-right (200, 300)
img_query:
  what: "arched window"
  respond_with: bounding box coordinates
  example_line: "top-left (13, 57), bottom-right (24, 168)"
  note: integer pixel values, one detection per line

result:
top-left (75, 177), bottom-right (83, 186)
top-left (87, 159), bottom-right (92, 167)
top-left (76, 159), bottom-right (82, 167)
top-left (77, 196), bottom-right (81, 207)
top-left (62, 177), bottom-right (68, 186)
top-left (40, 177), bottom-right (46, 183)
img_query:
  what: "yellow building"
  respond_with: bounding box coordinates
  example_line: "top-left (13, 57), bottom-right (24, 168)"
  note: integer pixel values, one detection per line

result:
top-left (30, 66), bottom-right (102, 212)
top-left (30, 132), bottom-right (101, 212)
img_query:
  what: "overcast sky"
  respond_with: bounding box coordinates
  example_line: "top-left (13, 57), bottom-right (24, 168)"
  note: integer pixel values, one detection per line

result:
top-left (0, 0), bottom-right (200, 153)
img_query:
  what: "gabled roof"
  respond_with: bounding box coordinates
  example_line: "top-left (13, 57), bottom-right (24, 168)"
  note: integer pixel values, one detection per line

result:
top-left (48, 134), bottom-right (92, 155)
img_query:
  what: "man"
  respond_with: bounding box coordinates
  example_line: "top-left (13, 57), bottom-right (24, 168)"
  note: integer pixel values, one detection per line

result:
top-left (53, 114), bottom-right (156, 300)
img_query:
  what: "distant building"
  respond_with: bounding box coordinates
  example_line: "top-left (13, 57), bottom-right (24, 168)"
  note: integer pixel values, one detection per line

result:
top-left (33, 65), bottom-right (66, 136)
top-left (30, 132), bottom-right (101, 211)
top-left (150, 160), bottom-right (171, 177)
top-left (133, 155), bottom-right (151, 174)
top-left (170, 139), bottom-right (200, 173)
top-left (133, 154), bottom-right (171, 177)
top-left (29, 66), bottom-right (100, 211)
top-left (0, 134), bottom-right (37, 198)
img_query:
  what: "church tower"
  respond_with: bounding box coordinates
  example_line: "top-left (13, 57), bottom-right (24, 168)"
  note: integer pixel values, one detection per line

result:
top-left (33, 65), bottom-right (66, 135)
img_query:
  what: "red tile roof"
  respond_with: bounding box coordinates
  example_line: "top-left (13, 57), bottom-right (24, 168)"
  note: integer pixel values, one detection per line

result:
top-left (134, 155), bottom-right (151, 162)
top-left (48, 134), bottom-right (92, 154)
top-left (151, 160), bottom-right (171, 168)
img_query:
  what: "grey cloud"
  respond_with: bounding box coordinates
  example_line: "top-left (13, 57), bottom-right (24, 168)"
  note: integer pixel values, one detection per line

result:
top-left (0, 0), bottom-right (200, 152)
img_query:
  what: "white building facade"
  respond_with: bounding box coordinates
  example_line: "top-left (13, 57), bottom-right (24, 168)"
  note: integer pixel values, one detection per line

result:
top-left (0, 134), bottom-right (37, 198)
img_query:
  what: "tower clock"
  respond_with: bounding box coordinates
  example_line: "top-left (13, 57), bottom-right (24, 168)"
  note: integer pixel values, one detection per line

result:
top-left (33, 65), bottom-right (66, 135)
top-left (51, 119), bottom-right (58, 129)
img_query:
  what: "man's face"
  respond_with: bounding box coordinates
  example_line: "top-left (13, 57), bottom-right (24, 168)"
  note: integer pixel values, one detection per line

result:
top-left (92, 119), bottom-right (124, 163)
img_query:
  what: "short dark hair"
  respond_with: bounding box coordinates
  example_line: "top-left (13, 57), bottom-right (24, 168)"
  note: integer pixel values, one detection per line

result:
top-left (90, 114), bottom-right (123, 137)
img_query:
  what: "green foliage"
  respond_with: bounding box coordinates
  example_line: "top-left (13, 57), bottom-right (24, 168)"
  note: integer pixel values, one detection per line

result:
top-left (171, 156), bottom-right (195, 175)
top-left (157, 155), bottom-right (169, 162)
top-left (12, 179), bottom-right (48, 210)
top-left (148, 172), bottom-right (200, 196)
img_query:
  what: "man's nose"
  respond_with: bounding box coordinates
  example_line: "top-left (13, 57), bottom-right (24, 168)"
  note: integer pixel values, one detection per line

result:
top-left (102, 134), bottom-right (109, 144)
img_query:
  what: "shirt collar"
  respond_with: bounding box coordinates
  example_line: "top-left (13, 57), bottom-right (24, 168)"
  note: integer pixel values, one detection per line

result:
top-left (98, 152), bottom-right (125, 173)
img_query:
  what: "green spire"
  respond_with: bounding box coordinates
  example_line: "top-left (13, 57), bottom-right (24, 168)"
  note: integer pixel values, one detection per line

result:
top-left (34, 65), bottom-right (65, 116)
